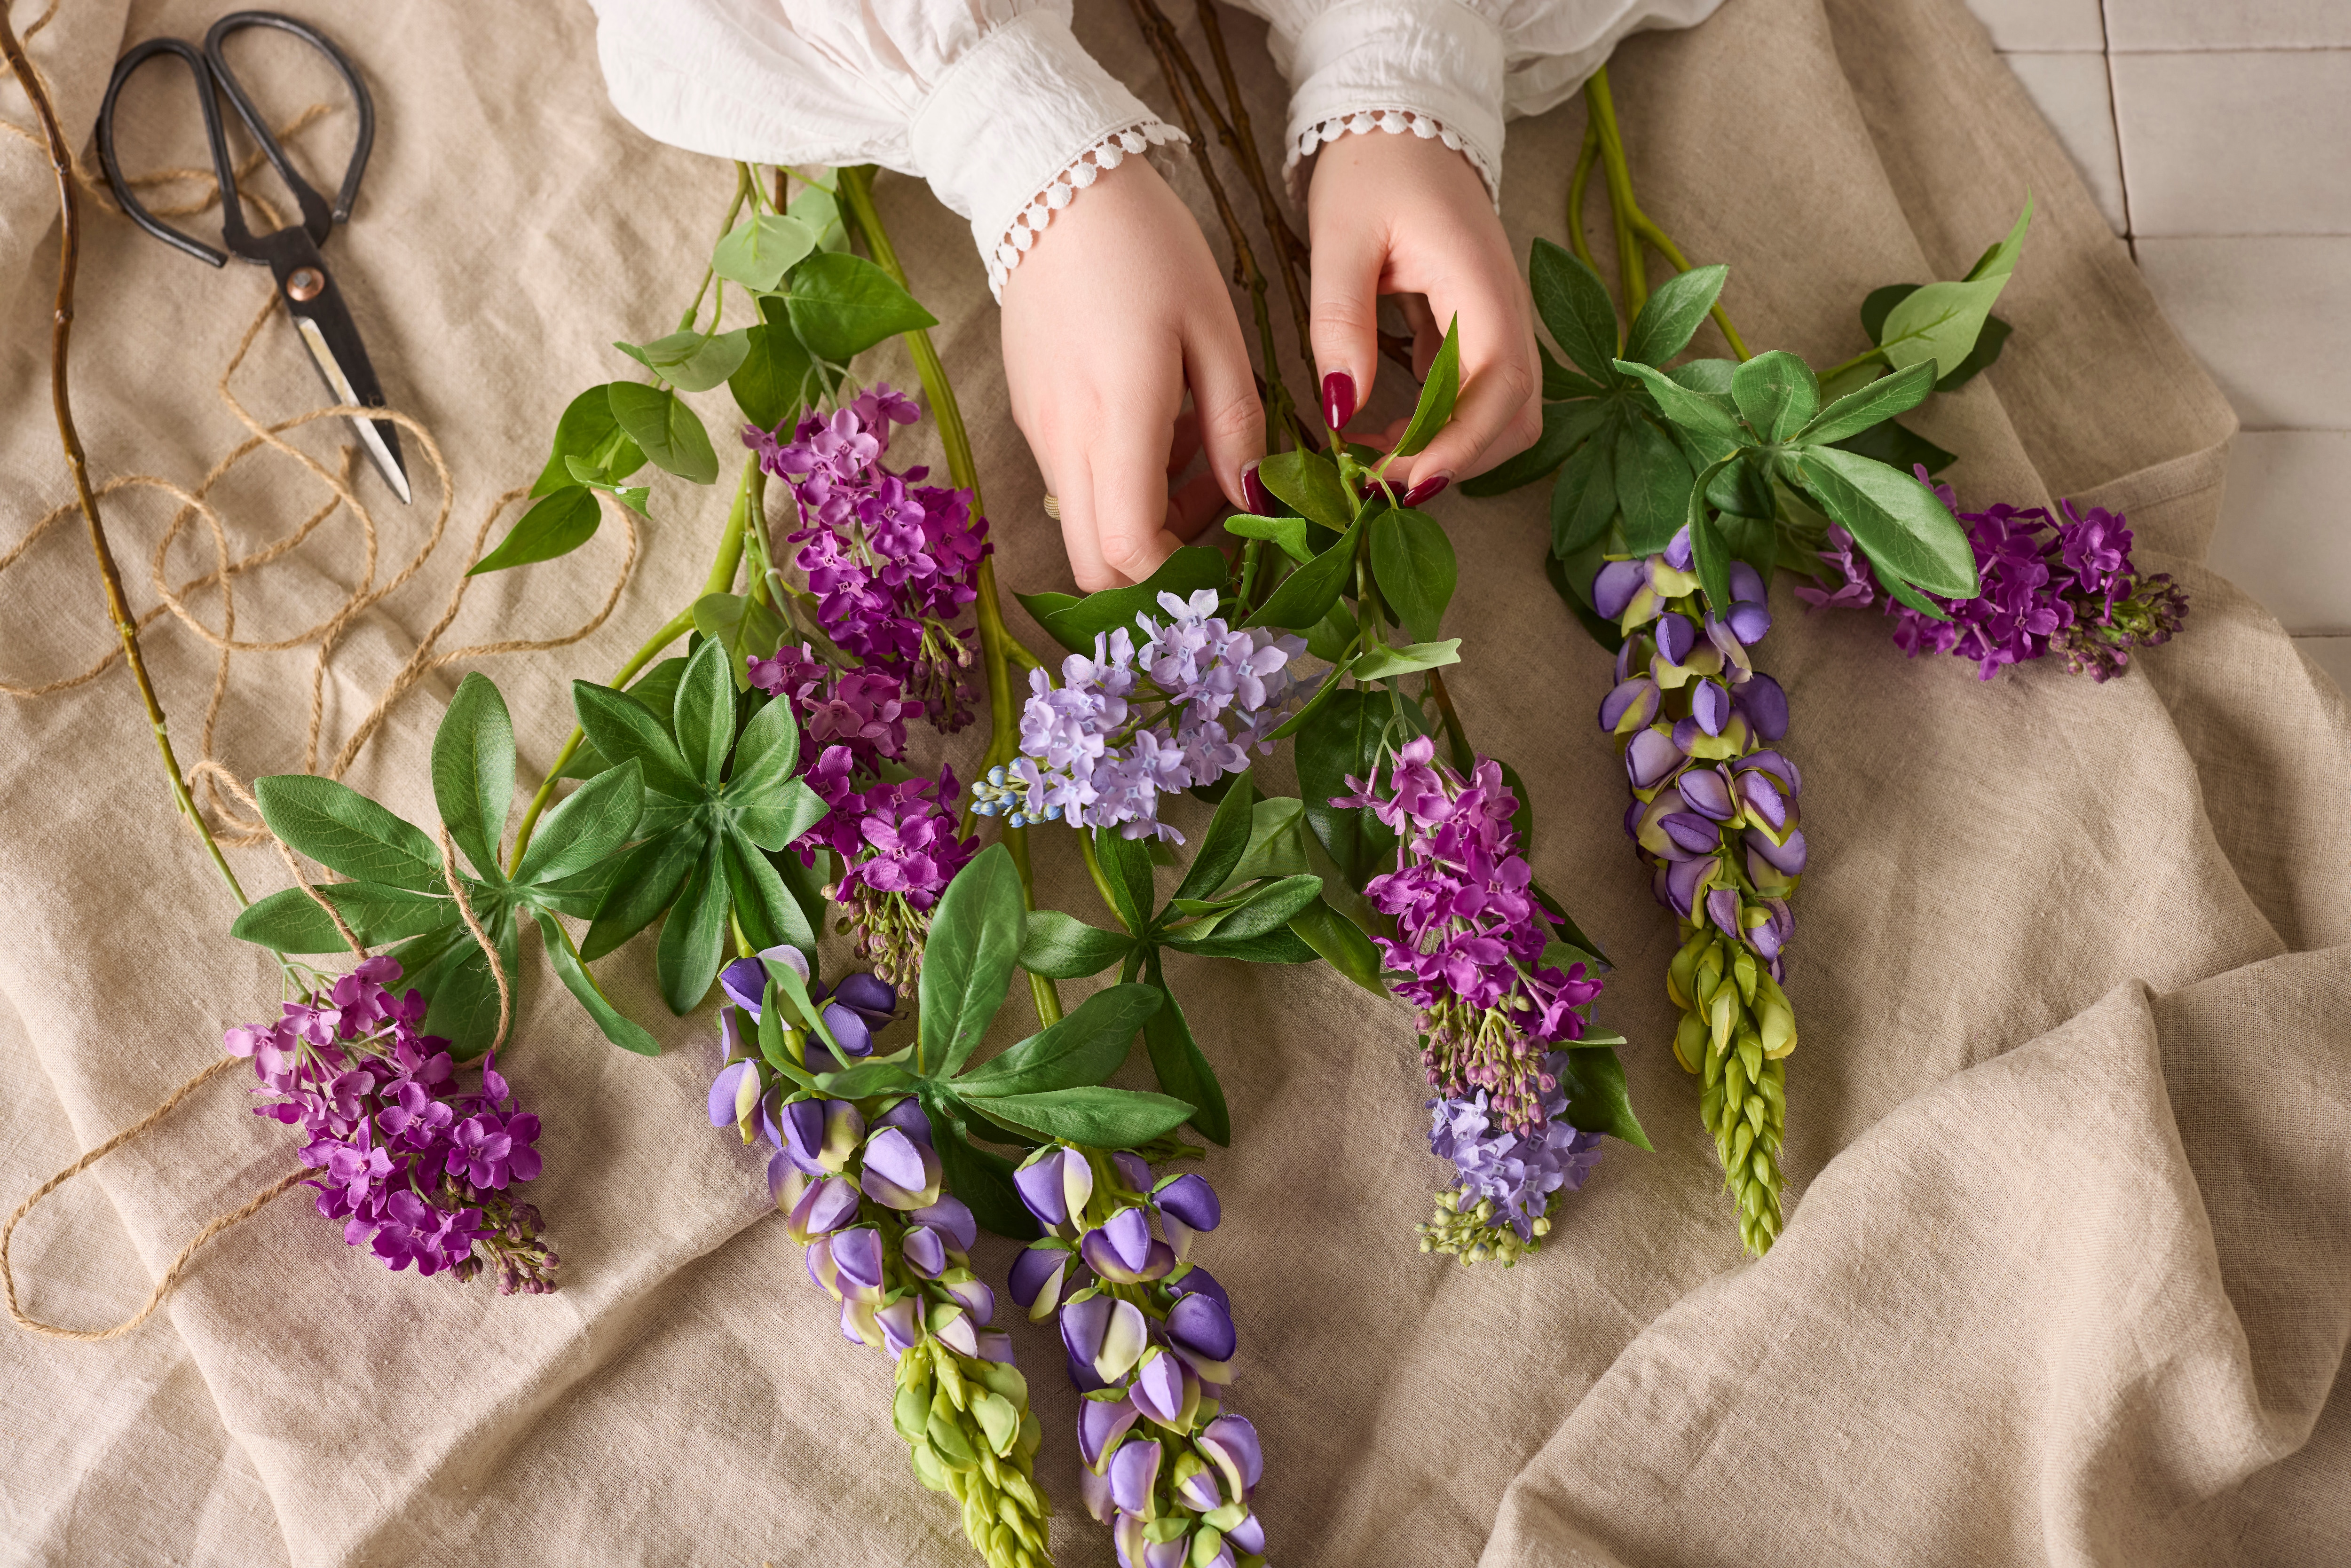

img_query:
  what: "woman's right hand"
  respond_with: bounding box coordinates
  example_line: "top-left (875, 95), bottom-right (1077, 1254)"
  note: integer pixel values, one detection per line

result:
top-left (1000, 156), bottom-right (1264, 592)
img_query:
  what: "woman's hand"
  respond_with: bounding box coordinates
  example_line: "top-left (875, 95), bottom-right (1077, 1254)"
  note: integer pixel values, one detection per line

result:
top-left (1305, 128), bottom-right (1541, 502)
top-left (1000, 156), bottom-right (1263, 591)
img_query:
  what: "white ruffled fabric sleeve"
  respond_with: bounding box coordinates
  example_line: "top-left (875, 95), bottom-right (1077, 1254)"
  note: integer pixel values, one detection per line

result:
top-left (584, 0), bottom-right (1184, 298)
top-left (1236, 0), bottom-right (1728, 206)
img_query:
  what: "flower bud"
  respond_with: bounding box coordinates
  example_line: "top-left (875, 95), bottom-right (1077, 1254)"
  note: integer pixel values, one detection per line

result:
top-left (901, 1224), bottom-right (948, 1278)
top-left (1676, 765), bottom-right (1736, 821)
top-left (1079, 1450), bottom-right (1118, 1521)
top-left (860, 1125), bottom-right (943, 1210)
top-left (1197, 1414), bottom-right (1264, 1500)
top-left (1171, 1450), bottom-right (1223, 1513)
top-left (1592, 559), bottom-right (1647, 621)
top-left (1736, 672), bottom-right (1790, 740)
top-left (875, 1295), bottom-right (922, 1356)
top-left (1625, 726), bottom-right (1685, 791)
top-left (1110, 1435), bottom-right (1163, 1516)
top-left (910, 1194), bottom-right (976, 1251)
top-left (1167, 1292), bottom-right (1237, 1383)
top-left (785, 1174), bottom-right (860, 1244)
top-left (1010, 1243), bottom-right (1072, 1319)
top-left (1690, 678), bottom-right (1732, 735)
top-left (707, 1059), bottom-right (760, 1130)
top-left (1654, 612), bottom-right (1696, 665)
top-left (1728, 561), bottom-right (1765, 604)
top-left (1079, 1393), bottom-right (1141, 1472)
top-left (1598, 676), bottom-right (1663, 736)
top-left (829, 1225), bottom-right (885, 1299)
top-left (1658, 812), bottom-right (1721, 858)
top-left (1131, 1346), bottom-right (1191, 1427)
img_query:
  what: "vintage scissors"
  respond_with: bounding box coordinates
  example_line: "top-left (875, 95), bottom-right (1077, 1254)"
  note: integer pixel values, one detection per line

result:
top-left (95, 11), bottom-right (411, 504)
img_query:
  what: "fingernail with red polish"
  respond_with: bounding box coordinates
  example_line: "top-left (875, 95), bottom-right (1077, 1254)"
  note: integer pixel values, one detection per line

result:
top-left (1242, 461), bottom-right (1274, 515)
top-left (1401, 473), bottom-right (1452, 507)
top-left (1322, 371), bottom-right (1357, 432)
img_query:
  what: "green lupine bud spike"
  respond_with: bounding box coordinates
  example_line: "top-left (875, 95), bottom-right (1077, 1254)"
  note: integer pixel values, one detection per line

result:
top-left (1724, 1052), bottom-right (1749, 1106)
top-left (1737, 1036), bottom-right (1763, 1081)
top-left (1745, 1093), bottom-right (1767, 1135)
top-left (1729, 1120), bottom-right (1755, 1167)
top-left (929, 1408), bottom-right (978, 1468)
top-left (1674, 1009), bottom-right (1709, 1072)
top-left (934, 1348), bottom-right (968, 1410)
top-left (896, 1382), bottom-right (932, 1443)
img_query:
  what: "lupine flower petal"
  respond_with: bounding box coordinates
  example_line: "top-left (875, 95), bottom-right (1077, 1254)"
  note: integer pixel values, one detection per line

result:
top-left (1109, 1434), bottom-right (1162, 1515)
top-left (1079, 1395), bottom-right (1141, 1471)
top-left (1010, 1245), bottom-right (1071, 1319)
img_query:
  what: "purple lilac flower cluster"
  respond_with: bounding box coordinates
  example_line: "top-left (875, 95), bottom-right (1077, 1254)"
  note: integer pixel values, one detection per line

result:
top-left (1007, 1146), bottom-right (1268, 1568)
top-left (1592, 531), bottom-right (1801, 1255)
top-left (748, 385), bottom-right (990, 730)
top-left (705, 960), bottom-right (1051, 1568)
top-left (974, 591), bottom-right (1309, 843)
top-left (747, 645), bottom-right (978, 984)
top-left (1335, 734), bottom-right (1606, 1262)
top-left (224, 954), bottom-right (557, 1292)
top-left (1796, 474), bottom-right (2188, 682)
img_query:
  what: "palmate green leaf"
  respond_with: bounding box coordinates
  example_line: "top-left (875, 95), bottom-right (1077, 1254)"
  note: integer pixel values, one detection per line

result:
top-left (711, 212), bottom-right (817, 292)
top-left (921, 1086), bottom-right (1038, 1240)
top-left (1540, 342), bottom-right (1609, 401)
top-left (1015, 546), bottom-right (1229, 654)
top-left (583, 823), bottom-right (701, 960)
top-left (616, 329), bottom-right (753, 394)
top-left (1729, 351), bottom-right (1821, 444)
top-left (1530, 239), bottom-right (1622, 383)
top-left (431, 673), bottom-right (515, 878)
top-left (532, 385), bottom-right (645, 497)
top-left (1244, 516), bottom-right (1361, 632)
top-left (1140, 952), bottom-right (1227, 1145)
top-left (1297, 687), bottom-right (1396, 893)
top-left (655, 849), bottom-right (732, 1015)
top-left (1460, 396), bottom-right (1610, 498)
top-left (1613, 416), bottom-right (1694, 555)
top-left (671, 638), bottom-right (737, 792)
top-left (1369, 508), bottom-right (1456, 644)
top-left (1875, 197), bottom-right (2033, 380)
top-left (1794, 359), bottom-right (1938, 447)
top-left (724, 830), bottom-right (816, 958)
top-left (691, 592), bottom-right (789, 690)
top-left (514, 759), bottom-right (644, 888)
top-left (729, 321), bottom-right (818, 433)
top-left (1223, 512), bottom-right (1311, 565)
top-left (1792, 446), bottom-right (1980, 599)
top-left (254, 774), bottom-right (442, 892)
top-left (573, 677), bottom-right (699, 800)
top-left (782, 251), bottom-right (937, 361)
top-left (470, 487), bottom-right (604, 576)
top-left (1562, 1045), bottom-right (1652, 1150)
top-left (535, 911), bottom-right (660, 1055)
top-left (1552, 429), bottom-right (1617, 558)
top-left (531, 855), bottom-right (624, 920)
top-left (607, 383), bottom-right (718, 485)
top-left (1018, 909), bottom-right (1136, 979)
top-left (1614, 361), bottom-right (1744, 444)
top-left (229, 880), bottom-right (453, 953)
top-left (919, 842), bottom-right (1026, 1079)
top-left (975, 1085), bottom-right (1196, 1147)
top-left (1625, 263), bottom-right (1728, 368)
top-left (1286, 896), bottom-right (1386, 992)
top-left (1349, 639), bottom-right (1461, 682)
top-left (955, 983), bottom-right (1160, 1097)
top-left (1255, 449), bottom-right (1353, 533)
top-left (1389, 317), bottom-right (1461, 458)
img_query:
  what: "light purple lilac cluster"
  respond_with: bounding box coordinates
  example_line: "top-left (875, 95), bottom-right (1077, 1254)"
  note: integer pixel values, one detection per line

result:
top-left (1796, 474), bottom-right (2188, 682)
top-left (748, 385), bottom-right (991, 731)
top-left (1594, 535), bottom-right (1805, 961)
top-left (224, 954), bottom-right (557, 1292)
top-left (974, 591), bottom-right (1309, 843)
top-left (1007, 1146), bottom-right (1267, 1568)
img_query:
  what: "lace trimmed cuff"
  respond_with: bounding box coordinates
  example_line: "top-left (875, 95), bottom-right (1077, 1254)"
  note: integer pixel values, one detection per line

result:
top-left (1290, 107), bottom-right (1498, 207)
top-left (987, 119), bottom-right (1185, 298)
top-left (1279, 0), bottom-right (1507, 208)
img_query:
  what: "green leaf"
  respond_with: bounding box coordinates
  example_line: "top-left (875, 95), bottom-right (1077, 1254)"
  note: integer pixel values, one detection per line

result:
top-left (1540, 342), bottom-right (1610, 401)
top-left (1729, 351), bottom-right (1821, 444)
top-left (1563, 1045), bottom-right (1652, 1149)
top-left (760, 949), bottom-right (845, 1058)
top-left (573, 678), bottom-right (699, 800)
top-left (397, 903), bottom-right (518, 1061)
top-left (514, 758), bottom-right (644, 887)
top-left (1613, 417), bottom-right (1696, 555)
top-left (1614, 360), bottom-right (1744, 444)
top-left (1223, 512), bottom-right (1312, 565)
top-left (1793, 446), bottom-right (1980, 599)
top-left (725, 686), bottom-right (802, 810)
top-left (1244, 516), bottom-right (1361, 632)
top-left (669, 631), bottom-right (738, 788)
top-left (818, 1061), bottom-right (919, 1099)
top-left (973, 1085), bottom-right (1197, 1148)
top-left (1389, 317), bottom-right (1461, 459)
top-left (1176, 874), bottom-right (1320, 943)
top-left (783, 251), bottom-right (937, 362)
top-left (1872, 552), bottom-right (1954, 620)
top-left (1875, 197), bottom-right (2033, 380)
top-left (919, 842), bottom-right (1026, 1078)
top-left (253, 775), bottom-right (442, 892)
top-left (1169, 773), bottom-right (1257, 906)
top-left (1017, 909), bottom-right (1136, 979)
top-left (616, 329), bottom-right (753, 394)
top-left (787, 183), bottom-right (848, 252)
top-left (1830, 417), bottom-right (1957, 478)
top-left (734, 782), bottom-right (829, 852)
top-left (1286, 898), bottom-right (1386, 991)
top-left (1093, 829), bottom-right (1158, 939)
top-left (581, 823), bottom-right (701, 959)
top-left (729, 321), bottom-right (818, 433)
top-left (530, 855), bottom-right (624, 921)
top-left (1530, 239), bottom-right (1622, 384)
top-left (1689, 507), bottom-right (1735, 617)
top-left (956, 984), bottom-right (1160, 1097)
top-left (1794, 359), bottom-right (1938, 447)
top-left (1140, 953), bottom-right (1227, 1145)
top-left (923, 1088), bottom-right (1038, 1240)
top-left (1370, 508), bottom-right (1456, 644)
top-left (1297, 688), bottom-right (1395, 892)
top-left (690, 592), bottom-right (789, 689)
top-left (1459, 397), bottom-right (1610, 498)
top-left (470, 486), bottom-right (603, 576)
top-left (607, 382), bottom-right (718, 485)
top-left (1546, 546), bottom-right (1625, 654)
top-left (1015, 547), bottom-right (1230, 654)
top-left (1255, 449), bottom-right (1353, 533)
top-left (229, 881), bottom-right (452, 953)
top-left (711, 212), bottom-right (817, 292)
top-left (655, 848), bottom-right (731, 1014)
top-left (534, 911), bottom-right (660, 1055)
top-left (1164, 925), bottom-right (1320, 962)
top-left (1625, 263), bottom-right (1728, 367)
top-left (724, 830), bottom-right (816, 958)
top-left (1349, 639), bottom-right (1461, 682)
top-left (562, 459), bottom-right (649, 518)
top-left (1550, 430), bottom-right (1617, 559)
top-left (430, 673), bottom-right (515, 878)
top-left (1220, 796), bottom-right (1309, 890)
top-left (532, 385), bottom-right (646, 497)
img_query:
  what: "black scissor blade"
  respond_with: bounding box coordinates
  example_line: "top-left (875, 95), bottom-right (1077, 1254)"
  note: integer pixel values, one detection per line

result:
top-left (252, 229), bottom-right (411, 504)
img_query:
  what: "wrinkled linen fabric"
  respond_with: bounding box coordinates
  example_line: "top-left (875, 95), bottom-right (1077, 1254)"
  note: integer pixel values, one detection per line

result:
top-left (0, 1), bottom-right (2344, 1566)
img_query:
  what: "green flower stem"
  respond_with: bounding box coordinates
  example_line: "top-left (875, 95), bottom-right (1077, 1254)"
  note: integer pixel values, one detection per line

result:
top-left (1568, 119), bottom-right (1603, 281)
top-left (678, 162), bottom-right (753, 334)
top-left (1816, 345), bottom-right (1889, 385)
top-left (1076, 829), bottom-right (1130, 935)
top-left (507, 454), bottom-right (762, 873)
top-left (836, 164), bottom-right (1061, 1027)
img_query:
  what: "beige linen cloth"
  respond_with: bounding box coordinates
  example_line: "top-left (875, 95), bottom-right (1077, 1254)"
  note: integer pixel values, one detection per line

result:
top-left (2, 0), bottom-right (2345, 1564)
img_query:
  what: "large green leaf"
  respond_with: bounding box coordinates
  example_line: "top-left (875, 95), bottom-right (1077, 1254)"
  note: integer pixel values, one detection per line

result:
top-left (470, 487), bottom-right (604, 576)
top-left (1830, 417), bottom-right (1957, 478)
top-left (1297, 688), bottom-right (1396, 892)
top-left (691, 592), bottom-right (789, 690)
top-left (615, 329), bottom-right (752, 394)
top-left (655, 849), bottom-right (732, 1014)
top-left (1874, 198), bottom-right (2032, 380)
top-left (1614, 361), bottom-right (1744, 444)
top-left (430, 674), bottom-right (515, 878)
top-left (711, 212), bottom-right (817, 292)
top-left (977, 1086), bottom-right (1198, 1147)
top-left (1370, 508), bottom-right (1456, 644)
top-left (1349, 639), bottom-right (1460, 682)
top-left (1223, 512), bottom-right (1312, 565)
top-left (1017, 909), bottom-right (1136, 979)
top-left (1389, 318), bottom-right (1460, 458)
top-left (583, 824), bottom-right (699, 960)
top-left (726, 682), bottom-right (803, 804)
top-left (1244, 516), bottom-right (1361, 632)
top-left (1562, 1045), bottom-right (1652, 1150)
top-left (1552, 429), bottom-right (1618, 558)
top-left (1794, 360), bottom-right (1938, 447)
top-left (723, 830), bottom-right (816, 958)
top-left (1163, 925), bottom-right (1319, 962)
top-left (1460, 397), bottom-right (1610, 499)
top-left (607, 383), bottom-right (718, 485)
top-left (918, 842), bottom-right (1026, 1078)
top-left (783, 251), bottom-right (937, 362)
top-left (1530, 240), bottom-right (1622, 384)
top-left (535, 911), bottom-right (660, 1055)
top-left (1624, 263), bottom-right (1728, 368)
top-left (1612, 417), bottom-right (1694, 556)
top-left (531, 385), bottom-right (645, 497)
top-left (1016, 547), bottom-right (1230, 655)
top-left (1093, 829), bottom-right (1158, 939)
top-left (734, 781), bottom-right (829, 852)
top-left (1729, 351), bottom-right (1821, 444)
top-left (1254, 449), bottom-right (1353, 533)
top-left (955, 983), bottom-right (1160, 1097)
top-left (923, 1087), bottom-right (1038, 1240)
top-left (253, 775), bottom-right (442, 892)
top-left (1794, 446), bottom-right (1980, 599)
top-left (1169, 773), bottom-right (1257, 906)
top-left (1140, 954), bottom-right (1228, 1146)
top-left (398, 902), bottom-right (519, 1060)
top-left (513, 758), bottom-right (644, 887)
top-left (729, 321), bottom-right (818, 433)
top-left (1197, 874), bottom-right (1321, 942)
top-left (573, 678), bottom-right (699, 801)
top-left (671, 638), bottom-right (737, 792)
top-left (229, 881), bottom-right (453, 953)
top-left (1286, 897), bottom-right (1386, 992)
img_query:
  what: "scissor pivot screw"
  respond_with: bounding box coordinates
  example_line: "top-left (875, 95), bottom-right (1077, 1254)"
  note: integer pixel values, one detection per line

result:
top-left (286, 267), bottom-right (324, 301)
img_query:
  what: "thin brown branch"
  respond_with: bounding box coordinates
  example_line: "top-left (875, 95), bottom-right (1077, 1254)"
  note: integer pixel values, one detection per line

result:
top-left (1186, 0), bottom-right (1312, 361)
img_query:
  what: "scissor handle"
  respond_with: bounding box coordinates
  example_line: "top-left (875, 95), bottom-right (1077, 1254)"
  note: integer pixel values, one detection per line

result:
top-left (94, 37), bottom-right (241, 268)
top-left (203, 11), bottom-right (375, 238)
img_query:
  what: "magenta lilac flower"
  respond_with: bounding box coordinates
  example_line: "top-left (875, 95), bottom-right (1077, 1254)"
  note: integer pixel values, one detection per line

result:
top-left (223, 954), bottom-right (557, 1293)
top-left (1796, 474), bottom-right (2189, 681)
top-left (1008, 1144), bottom-right (1268, 1568)
top-left (975, 591), bottom-right (1310, 843)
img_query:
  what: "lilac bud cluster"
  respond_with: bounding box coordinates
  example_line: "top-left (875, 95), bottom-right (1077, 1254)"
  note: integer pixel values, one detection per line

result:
top-left (1008, 1146), bottom-right (1269, 1568)
top-left (975, 591), bottom-right (1308, 843)
top-left (1797, 474), bottom-right (2188, 682)
top-left (224, 954), bottom-right (556, 1292)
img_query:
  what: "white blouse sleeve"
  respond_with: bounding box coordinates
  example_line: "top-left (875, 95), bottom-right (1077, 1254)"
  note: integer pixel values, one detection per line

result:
top-left (585, 0), bottom-right (1184, 297)
top-left (1231, 0), bottom-right (1727, 206)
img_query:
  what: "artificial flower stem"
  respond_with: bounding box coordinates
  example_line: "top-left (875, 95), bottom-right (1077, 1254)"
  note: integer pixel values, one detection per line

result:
top-left (1567, 119), bottom-right (1603, 283)
top-left (1583, 69), bottom-right (1649, 322)
top-left (678, 162), bottom-right (753, 334)
top-left (1076, 829), bottom-right (1131, 935)
top-left (1817, 345), bottom-right (1889, 385)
